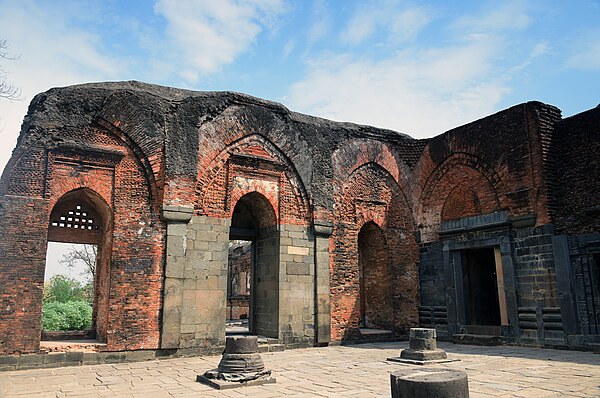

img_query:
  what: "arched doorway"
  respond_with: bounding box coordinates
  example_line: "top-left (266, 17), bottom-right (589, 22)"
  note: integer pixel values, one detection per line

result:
top-left (44, 188), bottom-right (112, 343)
top-left (358, 221), bottom-right (393, 330)
top-left (228, 192), bottom-right (279, 339)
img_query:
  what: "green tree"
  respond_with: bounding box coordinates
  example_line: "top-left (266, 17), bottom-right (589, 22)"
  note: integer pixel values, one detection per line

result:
top-left (42, 301), bottom-right (92, 331)
top-left (43, 275), bottom-right (87, 303)
top-left (42, 275), bottom-right (93, 331)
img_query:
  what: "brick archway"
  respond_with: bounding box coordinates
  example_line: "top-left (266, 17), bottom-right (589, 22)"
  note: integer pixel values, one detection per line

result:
top-left (331, 162), bottom-right (418, 341)
top-left (46, 188), bottom-right (113, 343)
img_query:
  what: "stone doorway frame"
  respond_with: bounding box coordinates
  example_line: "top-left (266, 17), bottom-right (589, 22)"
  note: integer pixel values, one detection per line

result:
top-left (443, 234), bottom-right (519, 338)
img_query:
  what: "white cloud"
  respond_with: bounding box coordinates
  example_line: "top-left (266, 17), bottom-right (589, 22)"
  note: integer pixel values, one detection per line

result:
top-left (307, 0), bottom-right (333, 43)
top-left (565, 33), bottom-right (600, 71)
top-left (284, 2), bottom-right (552, 137)
top-left (340, 1), bottom-right (431, 45)
top-left (0, 1), bottom-right (123, 174)
top-left (286, 41), bottom-right (509, 138)
top-left (509, 41), bottom-right (550, 74)
top-left (453, 1), bottom-right (532, 34)
top-left (154, 0), bottom-right (285, 81)
top-left (282, 38), bottom-right (296, 61)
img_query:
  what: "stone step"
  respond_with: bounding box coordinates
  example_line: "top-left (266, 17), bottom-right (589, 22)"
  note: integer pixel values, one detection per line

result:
top-left (359, 328), bottom-right (394, 336)
top-left (258, 343), bottom-right (285, 353)
top-left (452, 334), bottom-right (502, 346)
top-left (39, 340), bottom-right (107, 353)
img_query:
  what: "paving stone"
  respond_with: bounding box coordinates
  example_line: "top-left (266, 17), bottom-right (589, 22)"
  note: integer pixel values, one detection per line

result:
top-left (0, 342), bottom-right (599, 397)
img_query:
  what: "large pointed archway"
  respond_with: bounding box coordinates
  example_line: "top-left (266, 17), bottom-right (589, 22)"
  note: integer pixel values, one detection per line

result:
top-left (228, 191), bottom-right (279, 339)
top-left (45, 188), bottom-right (112, 343)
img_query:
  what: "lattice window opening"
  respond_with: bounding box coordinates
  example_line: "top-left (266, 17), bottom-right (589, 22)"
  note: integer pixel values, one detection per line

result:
top-left (50, 205), bottom-right (99, 230)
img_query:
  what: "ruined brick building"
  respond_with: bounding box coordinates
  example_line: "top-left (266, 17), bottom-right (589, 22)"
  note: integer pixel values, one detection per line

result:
top-left (0, 81), bottom-right (598, 356)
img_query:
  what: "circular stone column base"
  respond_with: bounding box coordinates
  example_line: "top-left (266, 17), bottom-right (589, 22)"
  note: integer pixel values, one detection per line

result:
top-left (390, 368), bottom-right (469, 398)
top-left (197, 335), bottom-right (276, 390)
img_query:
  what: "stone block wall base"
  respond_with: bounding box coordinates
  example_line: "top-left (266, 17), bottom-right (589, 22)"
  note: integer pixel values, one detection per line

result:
top-left (196, 373), bottom-right (276, 390)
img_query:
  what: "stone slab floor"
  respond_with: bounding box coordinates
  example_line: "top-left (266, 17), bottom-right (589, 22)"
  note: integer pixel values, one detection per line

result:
top-left (0, 342), bottom-right (599, 397)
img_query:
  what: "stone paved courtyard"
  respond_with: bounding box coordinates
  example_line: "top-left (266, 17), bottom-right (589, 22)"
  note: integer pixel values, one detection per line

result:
top-left (0, 342), bottom-right (599, 397)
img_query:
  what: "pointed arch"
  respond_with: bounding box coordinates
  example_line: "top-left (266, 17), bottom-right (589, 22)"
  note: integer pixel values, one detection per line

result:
top-left (418, 152), bottom-right (504, 242)
top-left (46, 187), bottom-right (113, 344)
top-left (196, 133), bottom-right (310, 225)
top-left (330, 160), bottom-right (419, 341)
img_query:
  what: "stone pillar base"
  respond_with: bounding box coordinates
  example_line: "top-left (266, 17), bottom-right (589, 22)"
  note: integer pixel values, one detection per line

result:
top-left (197, 336), bottom-right (276, 390)
top-left (391, 368), bottom-right (469, 398)
top-left (388, 327), bottom-right (459, 365)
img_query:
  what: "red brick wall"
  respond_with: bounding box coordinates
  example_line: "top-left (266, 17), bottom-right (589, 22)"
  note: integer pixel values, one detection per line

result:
top-left (0, 84), bottom-right (585, 354)
top-left (0, 123), bottom-right (165, 354)
top-left (358, 222), bottom-right (393, 329)
top-left (442, 185), bottom-right (482, 221)
top-left (331, 141), bottom-right (419, 340)
top-left (0, 196), bottom-right (48, 354)
top-left (197, 132), bottom-right (309, 226)
top-left (414, 102), bottom-right (562, 242)
top-left (421, 158), bottom-right (501, 235)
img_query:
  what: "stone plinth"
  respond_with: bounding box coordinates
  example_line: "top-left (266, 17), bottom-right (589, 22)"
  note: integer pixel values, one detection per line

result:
top-left (218, 336), bottom-right (265, 374)
top-left (388, 328), bottom-right (457, 365)
top-left (390, 368), bottom-right (469, 398)
top-left (197, 335), bottom-right (275, 389)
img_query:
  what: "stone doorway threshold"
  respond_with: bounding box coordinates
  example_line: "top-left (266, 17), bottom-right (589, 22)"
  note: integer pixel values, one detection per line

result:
top-left (359, 328), bottom-right (393, 336)
top-left (226, 319), bottom-right (250, 334)
top-left (226, 320), bottom-right (283, 352)
top-left (40, 339), bottom-right (107, 353)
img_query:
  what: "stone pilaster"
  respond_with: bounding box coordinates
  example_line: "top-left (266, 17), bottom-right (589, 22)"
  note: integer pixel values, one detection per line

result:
top-left (160, 205), bottom-right (194, 349)
top-left (313, 220), bottom-right (333, 346)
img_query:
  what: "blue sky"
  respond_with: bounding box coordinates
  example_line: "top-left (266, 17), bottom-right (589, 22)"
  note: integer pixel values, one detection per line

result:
top-left (0, 0), bottom-right (599, 174)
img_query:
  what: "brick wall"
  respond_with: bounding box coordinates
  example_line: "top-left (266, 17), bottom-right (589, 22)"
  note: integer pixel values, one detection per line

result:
top-left (331, 158), bottom-right (418, 340)
top-left (0, 92), bottom-right (165, 354)
top-left (0, 82), bottom-right (597, 355)
top-left (414, 102), bottom-right (562, 243)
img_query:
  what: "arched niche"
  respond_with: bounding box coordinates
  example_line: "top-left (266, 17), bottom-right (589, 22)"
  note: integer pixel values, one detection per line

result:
top-left (358, 221), bottom-right (393, 330)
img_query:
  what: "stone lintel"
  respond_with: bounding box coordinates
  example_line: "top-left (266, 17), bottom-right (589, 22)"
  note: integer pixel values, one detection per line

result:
top-left (313, 219), bottom-right (334, 237)
top-left (161, 205), bottom-right (194, 222)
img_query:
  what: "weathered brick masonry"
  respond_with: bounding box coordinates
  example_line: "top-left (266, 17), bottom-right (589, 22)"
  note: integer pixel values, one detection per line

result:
top-left (0, 81), bottom-right (598, 356)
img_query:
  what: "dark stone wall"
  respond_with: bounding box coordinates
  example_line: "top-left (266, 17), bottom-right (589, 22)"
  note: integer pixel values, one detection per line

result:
top-left (512, 225), bottom-right (559, 309)
top-left (566, 233), bottom-right (600, 336)
top-left (551, 106), bottom-right (600, 235)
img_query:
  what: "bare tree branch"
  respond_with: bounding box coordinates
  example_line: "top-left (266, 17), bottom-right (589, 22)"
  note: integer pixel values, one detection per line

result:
top-left (59, 244), bottom-right (97, 282)
top-left (0, 40), bottom-right (21, 100)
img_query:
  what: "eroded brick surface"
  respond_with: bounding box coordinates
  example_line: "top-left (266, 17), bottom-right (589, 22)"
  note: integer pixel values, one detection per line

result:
top-left (0, 82), bottom-right (598, 356)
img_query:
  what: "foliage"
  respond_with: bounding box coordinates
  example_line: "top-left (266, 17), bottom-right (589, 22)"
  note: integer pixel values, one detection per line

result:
top-left (41, 301), bottom-right (92, 331)
top-left (43, 274), bottom-right (93, 304)
top-left (42, 275), bottom-right (94, 331)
